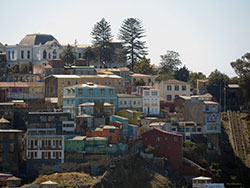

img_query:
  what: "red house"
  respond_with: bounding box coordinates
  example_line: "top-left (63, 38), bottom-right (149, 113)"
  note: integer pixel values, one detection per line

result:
top-left (142, 128), bottom-right (183, 171)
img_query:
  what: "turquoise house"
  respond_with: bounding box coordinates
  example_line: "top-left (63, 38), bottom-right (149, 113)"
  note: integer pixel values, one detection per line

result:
top-left (64, 136), bottom-right (86, 153)
top-left (62, 83), bottom-right (117, 117)
top-left (110, 115), bottom-right (129, 137)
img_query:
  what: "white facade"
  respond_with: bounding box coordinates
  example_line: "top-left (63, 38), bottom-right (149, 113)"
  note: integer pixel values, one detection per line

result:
top-left (26, 134), bottom-right (64, 163)
top-left (142, 88), bottom-right (160, 115)
top-left (117, 94), bottom-right (142, 111)
top-left (154, 79), bottom-right (191, 103)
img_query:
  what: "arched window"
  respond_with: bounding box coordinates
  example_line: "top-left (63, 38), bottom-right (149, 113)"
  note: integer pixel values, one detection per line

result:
top-left (43, 50), bottom-right (47, 59)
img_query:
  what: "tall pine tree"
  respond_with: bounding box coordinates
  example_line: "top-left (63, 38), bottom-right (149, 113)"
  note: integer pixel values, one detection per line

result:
top-left (91, 18), bottom-right (113, 67)
top-left (118, 18), bottom-right (147, 71)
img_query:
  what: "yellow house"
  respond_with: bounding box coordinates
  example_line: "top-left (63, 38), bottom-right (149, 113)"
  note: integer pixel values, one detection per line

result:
top-left (45, 74), bottom-right (124, 107)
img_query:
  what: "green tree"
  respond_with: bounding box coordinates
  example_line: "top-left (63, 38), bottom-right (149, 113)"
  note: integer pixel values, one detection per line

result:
top-left (189, 72), bottom-right (207, 89)
top-left (174, 65), bottom-right (189, 82)
top-left (91, 18), bottom-right (114, 67)
top-left (231, 52), bottom-right (250, 108)
top-left (159, 50), bottom-right (182, 75)
top-left (20, 64), bottom-right (29, 74)
top-left (60, 44), bottom-right (76, 66)
top-left (82, 47), bottom-right (96, 66)
top-left (118, 18), bottom-right (147, 71)
top-left (133, 56), bottom-right (153, 74)
top-left (207, 69), bottom-right (229, 104)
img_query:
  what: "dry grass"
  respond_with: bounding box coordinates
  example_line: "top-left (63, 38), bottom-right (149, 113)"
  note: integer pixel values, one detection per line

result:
top-left (32, 172), bottom-right (101, 188)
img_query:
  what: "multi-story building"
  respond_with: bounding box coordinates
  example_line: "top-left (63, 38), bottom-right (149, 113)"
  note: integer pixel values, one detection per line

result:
top-left (139, 87), bottom-right (160, 115)
top-left (117, 94), bottom-right (142, 111)
top-left (26, 112), bottom-right (73, 174)
top-left (45, 74), bottom-right (124, 107)
top-left (96, 67), bottom-right (130, 88)
top-left (0, 82), bottom-right (44, 102)
top-left (142, 128), bottom-right (183, 171)
top-left (62, 83), bottom-right (117, 117)
top-left (154, 79), bottom-right (191, 103)
top-left (0, 118), bottom-right (24, 174)
top-left (171, 121), bottom-right (203, 141)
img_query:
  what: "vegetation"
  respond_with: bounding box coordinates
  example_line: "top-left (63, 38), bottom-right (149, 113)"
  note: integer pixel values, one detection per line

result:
top-left (118, 18), bottom-right (147, 71)
top-left (60, 44), bottom-right (76, 66)
top-left (189, 72), bottom-right (206, 89)
top-left (231, 52), bottom-right (250, 109)
top-left (174, 65), bottom-right (189, 82)
top-left (206, 69), bottom-right (229, 104)
top-left (82, 47), bottom-right (96, 66)
top-left (133, 56), bottom-right (154, 75)
top-left (91, 18), bottom-right (114, 67)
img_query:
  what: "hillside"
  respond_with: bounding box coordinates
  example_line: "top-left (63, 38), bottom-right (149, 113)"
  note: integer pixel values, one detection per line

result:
top-left (32, 155), bottom-right (174, 188)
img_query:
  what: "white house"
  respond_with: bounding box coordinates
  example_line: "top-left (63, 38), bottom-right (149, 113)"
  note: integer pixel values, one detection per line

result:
top-left (141, 87), bottom-right (160, 115)
top-left (154, 79), bottom-right (191, 103)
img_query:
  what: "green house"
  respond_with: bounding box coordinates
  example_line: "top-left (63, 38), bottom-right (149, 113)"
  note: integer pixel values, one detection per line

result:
top-left (64, 136), bottom-right (86, 153)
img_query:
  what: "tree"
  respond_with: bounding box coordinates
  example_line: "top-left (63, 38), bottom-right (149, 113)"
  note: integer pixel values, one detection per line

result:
top-left (231, 52), bottom-right (250, 107)
top-left (82, 47), bottom-right (96, 66)
top-left (189, 72), bottom-right (206, 89)
top-left (133, 56), bottom-right (153, 75)
top-left (159, 50), bottom-right (182, 75)
top-left (60, 44), bottom-right (76, 66)
top-left (174, 65), bottom-right (189, 82)
top-left (118, 18), bottom-right (147, 71)
top-left (207, 69), bottom-right (229, 104)
top-left (91, 18), bottom-right (114, 67)
top-left (20, 64), bottom-right (29, 74)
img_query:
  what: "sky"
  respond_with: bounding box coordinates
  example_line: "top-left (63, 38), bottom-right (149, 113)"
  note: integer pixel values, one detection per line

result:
top-left (1, 0), bottom-right (250, 77)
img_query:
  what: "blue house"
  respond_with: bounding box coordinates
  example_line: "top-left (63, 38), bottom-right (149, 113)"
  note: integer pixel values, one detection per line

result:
top-left (203, 101), bottom-right (221, 133)
top-left (63, 83), bottom-right (117, 117)
top-left (110, 115), bottom-right (129, 137)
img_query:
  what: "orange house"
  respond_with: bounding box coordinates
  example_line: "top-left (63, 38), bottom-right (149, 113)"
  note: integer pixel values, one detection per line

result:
top-left (87, 126), bottom-right (119, 144)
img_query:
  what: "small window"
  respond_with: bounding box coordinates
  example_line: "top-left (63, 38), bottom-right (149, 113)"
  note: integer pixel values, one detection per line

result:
top-left (182, 85), bottom-right (186, 91)
top-left (79, 88), bottom-right (83, 95)
top-left (109, 89), bottom-right (113, 95)
top-left (89, 89), bottom-right (93, 95)
top-left (175, 85), bottom-right (179, 91)
top-left (101, 89), bottom-right (105, 95)
top-left (174, 137), bottom-right (178, 142)
top-left (167, 95), bottom-right (172, 101)
top-left (167, 85), bottom-right (172, 91)
top-left (67, 80), bottom-right (71, 86)
top-left (21, 50), bottom-right (24, 59)
top-left (27, 51), bottom-right (30, 59)
top-left (156, 137), bottom-right (161, 142)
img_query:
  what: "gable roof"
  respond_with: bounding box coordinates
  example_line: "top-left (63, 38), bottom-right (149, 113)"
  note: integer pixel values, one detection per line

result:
top-left (142, 128), bottom-right (182, 137)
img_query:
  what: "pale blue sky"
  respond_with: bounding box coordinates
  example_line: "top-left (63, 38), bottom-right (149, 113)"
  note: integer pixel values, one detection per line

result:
top-left (1, 0), bottom-right (250, 77)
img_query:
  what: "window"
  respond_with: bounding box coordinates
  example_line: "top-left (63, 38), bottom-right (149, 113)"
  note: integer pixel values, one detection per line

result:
top-left (27, 51), bottom-right (30, 59)
top-left (21, 50), bottom-right (24, 59)
top-left (78, 53), bottom-right (81, 58)
top-left (120, 101), bottom-right (123, 105)
top-left (53, 49), bottom-right (57, 59)
top-left (12, 51), bottom-right (15, 59)
top-left (109, 89), bottom-right (113, 95)
top-left (124, 101), bottom-right (127, 105)
top-left (167, 85), bottom-right (172, 91)
top-left (144, 91), bottom-right (149, 96)
top-left (75, 80), bottom-right (78, 85)
top-left (89, 89), bottom-right (93, 95)
top-left (205, 105), bottom-right (209, 111)
top-left (8, 51), bottom-right (10, 59)
top-left (182, 85), bottom-right (186, 91)
top-left (197, 128), bottom-right (202, 132)
top-left (185, 128), bottom-right (190, 132)
top-left (134, 101), bottom-right (136, 105)
top-left (167, 95), bottom-right (172, 101)
top-left (110, 99), bottom-right (113, 104)
top-left (174, 85), bottom-right (179, 91)
top-left (109, 129), bottom-right (115, 133)
top-left (67, 80), bottom-right (71, 86)
top-left (62, 80), bottom-right (65, 86)
top-left (49, 53), bottom-right (51, 59)
top-left (174, 137), bottom-right (178, 142)
top-left (152, 91), bottom-right (158, 96)
top-left (79, 88), bottom-right (83, 95)
top-left (101, 89), bottom-right (105, 95)
top-left (43, 50), bottom-right (47, 59)
top-left (156, 137), bottom-right (161, 142)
